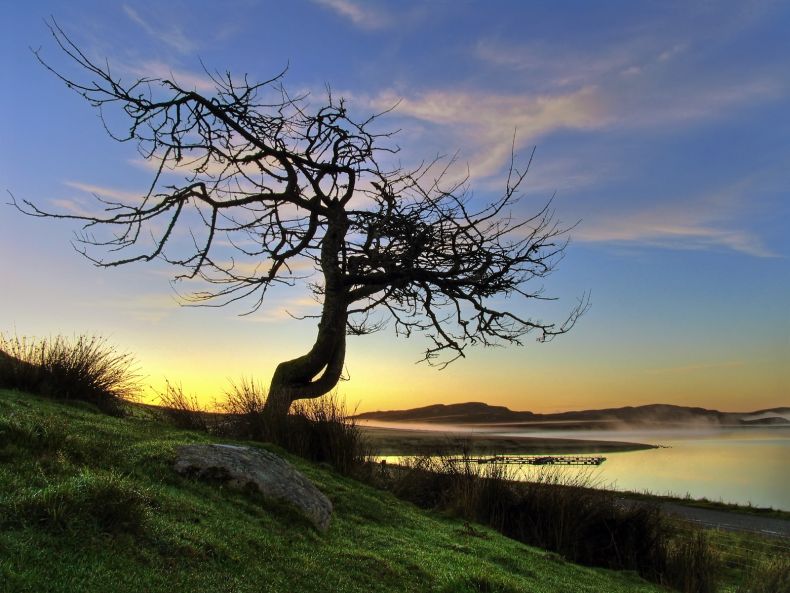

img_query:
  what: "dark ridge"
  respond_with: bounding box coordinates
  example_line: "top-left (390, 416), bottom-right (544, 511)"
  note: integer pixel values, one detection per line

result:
top-left (355, 402), bottom-right (790, 425)
top-left (354, 402), bottom-right (537, 423)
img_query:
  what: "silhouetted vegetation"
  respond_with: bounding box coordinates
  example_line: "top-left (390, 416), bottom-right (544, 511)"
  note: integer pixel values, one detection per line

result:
top-left (383, 455), bottom-right (721, 593)
top-left (20, 20), bottom-right (588, 430)
top-left (663, 530), bottom-right (720, 593)
top-left (0, 334), bottom-right (139, 415)
top-left (156, 380), bottom-right (212, 431)
top-left (155, 378), bottom-right (371, 477)
top-left (288, 394), bottom-right (373, 478)
top-left (225, 385), bottom-right (372, 478)
top-left (219, 377), bottom-right (268, 440)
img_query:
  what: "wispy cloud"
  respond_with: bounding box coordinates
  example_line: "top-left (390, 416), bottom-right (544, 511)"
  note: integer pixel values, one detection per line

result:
top-left (49, 198), bottom-right (96, 218)
top-left (658, 43), bottom-right (687, 62)
top-left (64, 181), bottom-right (142, 203)
top-left (618, 78), bottom-right (782, 128)
top-left (126, 60), bottom-right (215, 92)
top-left (52, 181), bottom-right (145, 217)
top-left (311, 0), bottom-right (386, 29)
top-left (369, 86), bottom-right (607, 178)
top-left (122, 4), bottom-right (197, 54)
top-left (575, 186), bottom-right (778, 258)
top-left (474, 39), bottom-right (638, 89)
top-left (577, 218), bottom-right (775, 258)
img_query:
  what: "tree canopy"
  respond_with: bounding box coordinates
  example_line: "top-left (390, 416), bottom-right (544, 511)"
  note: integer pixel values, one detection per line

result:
top-left (15, 20), bottom-right (588, 423)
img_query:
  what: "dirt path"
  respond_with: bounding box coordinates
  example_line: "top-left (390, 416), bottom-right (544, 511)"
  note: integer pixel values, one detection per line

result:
top-left (660, 503), bottom-right (790, 539)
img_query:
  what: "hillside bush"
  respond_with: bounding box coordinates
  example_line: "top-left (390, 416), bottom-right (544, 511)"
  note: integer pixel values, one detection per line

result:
top-left (0, 334), bottom-right (139, 415)
top-left (157, 381), bottom-right (211, 431)
top-left (386, 454), bottom-right (720, 593)
top-left (219, 382), bottom-right (370, 476)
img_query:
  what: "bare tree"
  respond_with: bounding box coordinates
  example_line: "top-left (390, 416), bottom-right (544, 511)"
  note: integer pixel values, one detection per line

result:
top-left (14, 21), bottom-right (588, 426)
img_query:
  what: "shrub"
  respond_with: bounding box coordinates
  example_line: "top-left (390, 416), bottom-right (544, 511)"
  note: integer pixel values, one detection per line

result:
top-left (157, 380), bottom-right (211, 431)
top-left (220, 377), bottom-right (268, 439)
top-left (288, 393), bottom-right (373, 477)
top-left (0, 334), bottom-right (139, 415)
top-left (663, 530), bottom-right (720, 593)
top-left (218, 383), bottom-right (371, 476)
top-left (386, 454), bottom-right (719, 592)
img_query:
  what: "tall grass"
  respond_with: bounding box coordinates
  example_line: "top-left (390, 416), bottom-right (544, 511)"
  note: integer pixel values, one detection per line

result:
top-left (156, 381), bottom-right (211, 431)
top-left (155, 378), bottom-right (371, 476)
top-left (385, 454), bottom-right (719, 593)
top-left (220, 377), bottom-right (268, 439)
top-left (737, 555), bottom-right (790, 593)
top-left (0, 334), bottom-right (139, 415)
top-left (663, 530), bottom-right (720, 593)
top-left (289, 394), bottom-right (372, 477)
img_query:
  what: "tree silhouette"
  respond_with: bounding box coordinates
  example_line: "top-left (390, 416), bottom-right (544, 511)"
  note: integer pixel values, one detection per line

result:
top-left (15, 21), bottom-right (588, 425)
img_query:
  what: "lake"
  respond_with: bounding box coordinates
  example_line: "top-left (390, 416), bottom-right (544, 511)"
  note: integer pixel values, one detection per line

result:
top-left (363, 420), bottom-right (790, 510)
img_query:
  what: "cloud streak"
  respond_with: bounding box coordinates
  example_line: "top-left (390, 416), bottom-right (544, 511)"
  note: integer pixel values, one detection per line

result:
top-left (311, 0), bottom-right (385, 29)
top-left (126, 60), bottom-right (216, 92)
top-left (574, 181), bottom-right (778, 258)
top-left (64, 181), bottom-right (142, 203)
top-left (576, 217), bottom-right (776, 258)
top-left (122, 4), bottom-right (197, 54)
top-left (369, 86), bottom-right (607, 178)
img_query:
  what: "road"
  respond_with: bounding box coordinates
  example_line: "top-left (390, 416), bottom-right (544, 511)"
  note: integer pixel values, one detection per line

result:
top-left (661, 503), bottom-right (790, 539)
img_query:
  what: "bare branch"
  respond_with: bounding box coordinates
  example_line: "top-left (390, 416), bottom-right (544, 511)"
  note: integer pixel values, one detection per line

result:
top-left (18, 20), bottom-right (588, 419)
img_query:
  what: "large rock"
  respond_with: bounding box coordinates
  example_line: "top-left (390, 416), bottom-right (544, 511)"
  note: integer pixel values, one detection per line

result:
top-left (173, 444), bottom-right (333, 532)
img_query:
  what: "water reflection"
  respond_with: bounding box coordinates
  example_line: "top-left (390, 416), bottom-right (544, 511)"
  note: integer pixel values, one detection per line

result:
top-left (367, 421), bottom-right (790, 510)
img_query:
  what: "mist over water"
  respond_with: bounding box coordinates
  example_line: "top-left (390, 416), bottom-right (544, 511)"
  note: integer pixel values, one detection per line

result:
top-left (366, 420), bottom-right (790, 510)
top-left (551, 427), bottom-right (790, 510)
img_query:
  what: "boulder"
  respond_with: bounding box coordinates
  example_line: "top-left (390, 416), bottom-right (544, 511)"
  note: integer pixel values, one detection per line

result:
top-left (173, 444), bottom-right (333, 532)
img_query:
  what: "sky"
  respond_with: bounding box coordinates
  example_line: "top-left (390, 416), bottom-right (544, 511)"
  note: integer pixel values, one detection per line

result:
top-left (1, 0), bottom-right (788, 414)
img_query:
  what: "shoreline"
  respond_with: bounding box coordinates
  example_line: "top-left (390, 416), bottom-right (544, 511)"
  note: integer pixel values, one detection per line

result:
top-left (361, 424), bottom-right (657, 456)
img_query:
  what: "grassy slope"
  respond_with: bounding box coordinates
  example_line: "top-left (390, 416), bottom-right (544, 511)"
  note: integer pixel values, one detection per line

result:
top-left (0, 389), bottom-right (665, 593)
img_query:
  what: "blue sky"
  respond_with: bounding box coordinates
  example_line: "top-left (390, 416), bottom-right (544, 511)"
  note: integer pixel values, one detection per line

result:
top-left (1, 0), bottom-right (788, 412)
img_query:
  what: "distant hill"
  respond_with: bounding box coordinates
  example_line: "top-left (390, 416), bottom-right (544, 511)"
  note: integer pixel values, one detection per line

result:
top-left (354, 402), bottom-right (790, 427)
top-left (353, 402), bottom-right (539, 424)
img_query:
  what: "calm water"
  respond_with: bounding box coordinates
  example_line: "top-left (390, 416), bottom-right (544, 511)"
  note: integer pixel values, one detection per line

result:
top-left (365, 421), bottom-right (790, 510)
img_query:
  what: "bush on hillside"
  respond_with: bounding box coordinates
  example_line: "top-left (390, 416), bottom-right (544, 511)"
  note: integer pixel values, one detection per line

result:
top-left (386, 454), bottom-right (719, 593)
top-left (218, 381), bottom-right (371, 476)
top-left (0, 334), bottom-right (139, 415)
top-left (220, 377), bottom-right (268, 439)
top-left (157, 381), bottom-right (212, 431)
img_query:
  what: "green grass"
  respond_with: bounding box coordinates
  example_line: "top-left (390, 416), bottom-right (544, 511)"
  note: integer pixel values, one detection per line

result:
top-left (0, 388), bottom-right (666, 593)
top-left (703, 527), bottom-right (790, 593)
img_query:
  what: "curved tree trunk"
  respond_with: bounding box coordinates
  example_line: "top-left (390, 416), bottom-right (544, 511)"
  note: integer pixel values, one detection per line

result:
top-left (263, 300), bottom-right (347, 424)
top-left (262, 208), bottom-right (349, 428)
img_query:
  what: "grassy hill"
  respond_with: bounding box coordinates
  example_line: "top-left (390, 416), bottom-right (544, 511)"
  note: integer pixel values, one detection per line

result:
top-left (0, 388), bottom-right (665, 593)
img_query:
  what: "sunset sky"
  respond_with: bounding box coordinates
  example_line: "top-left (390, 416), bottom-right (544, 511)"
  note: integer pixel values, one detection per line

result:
top-left (1, 1), bottom-right (788, 413)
